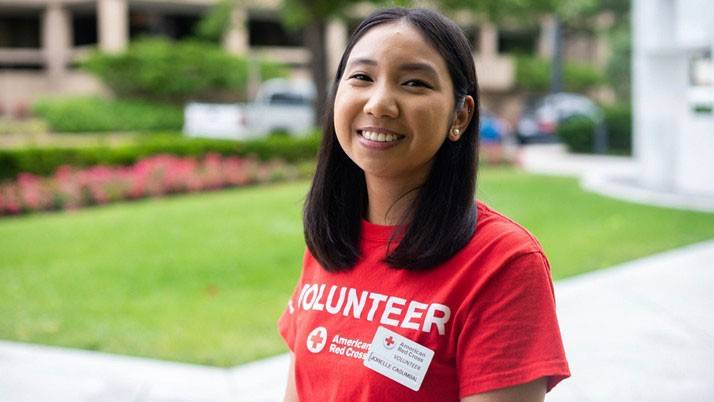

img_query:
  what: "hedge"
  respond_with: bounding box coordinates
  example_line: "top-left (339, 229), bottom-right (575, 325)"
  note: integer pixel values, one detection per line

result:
top-left (603, 104), bottom-right (632, 152)
top-left (81, 38), bottom-right (286, 104)
top-left (0, 133), bottom-right (320, 181)
top-left (557, 104), bottom-right (632, 154)
top-left (32, 97), bottom-right (184, 133)
top-left (557, 116), bottom-right (597, 153)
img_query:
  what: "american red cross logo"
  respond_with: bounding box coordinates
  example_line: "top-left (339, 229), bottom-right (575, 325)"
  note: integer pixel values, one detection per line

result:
top-left (310, 332), bottom-right (324, 349)
top-left (384, 335), bottom-right (395, 349)
top-left (306, 326), bottom-right (327, 353)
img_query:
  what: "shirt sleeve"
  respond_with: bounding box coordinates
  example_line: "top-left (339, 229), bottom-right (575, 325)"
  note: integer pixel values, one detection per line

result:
top-left (456, 251), bottom-right (570, 397)
top-left (277, 250), bottom-right (309, 351)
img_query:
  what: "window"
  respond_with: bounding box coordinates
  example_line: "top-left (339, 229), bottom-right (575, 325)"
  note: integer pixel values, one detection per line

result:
top-left (248, 17), bottom-right (303, 47)
top-left (0, 15), bottom-right (41, 48)
top-left (498, 29), bottom-right (539, 54)
top-left (72, 13), bottom-right (97, 46)
top-left (128, 11), bottom-right (199, 40)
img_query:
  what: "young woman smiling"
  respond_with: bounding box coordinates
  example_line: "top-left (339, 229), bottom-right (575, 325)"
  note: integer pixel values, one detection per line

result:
top-left (279, 8), bottom-right (570, 402)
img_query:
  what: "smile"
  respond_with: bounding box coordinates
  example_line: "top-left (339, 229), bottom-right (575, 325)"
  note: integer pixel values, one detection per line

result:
top-left (358, 130), bottom-right (405, 143)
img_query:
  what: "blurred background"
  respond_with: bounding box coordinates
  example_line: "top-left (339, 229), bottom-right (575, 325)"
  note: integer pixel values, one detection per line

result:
top-left (0, 0), bottom-right (713, 401)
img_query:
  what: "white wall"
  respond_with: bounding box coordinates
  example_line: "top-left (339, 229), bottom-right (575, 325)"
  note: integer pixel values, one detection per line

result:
top-left (633, 0), bottom-right (714, 196)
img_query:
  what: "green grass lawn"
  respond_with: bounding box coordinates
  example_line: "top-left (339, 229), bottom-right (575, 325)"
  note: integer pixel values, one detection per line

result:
top-left (2, 167), bottom-right (714, 366)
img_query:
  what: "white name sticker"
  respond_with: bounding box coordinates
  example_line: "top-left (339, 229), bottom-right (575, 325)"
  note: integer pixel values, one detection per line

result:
top-left (363, 326), bottom-right (434, 391)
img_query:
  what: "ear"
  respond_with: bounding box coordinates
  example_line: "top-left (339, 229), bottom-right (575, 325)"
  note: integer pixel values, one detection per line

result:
top-left (448, 95), bottom-right (475, 142)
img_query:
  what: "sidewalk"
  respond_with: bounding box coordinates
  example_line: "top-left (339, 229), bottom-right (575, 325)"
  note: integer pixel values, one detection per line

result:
top-left (518, 143), bottom-right (714, 212)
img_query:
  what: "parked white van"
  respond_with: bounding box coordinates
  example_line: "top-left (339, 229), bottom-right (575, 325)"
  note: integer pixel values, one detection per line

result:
top-left (183, 79), bottom-right (315, 140)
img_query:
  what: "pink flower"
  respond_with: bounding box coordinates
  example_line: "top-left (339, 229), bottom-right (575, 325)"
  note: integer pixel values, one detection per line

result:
top-left (1, 152), bottom-right (299, 218)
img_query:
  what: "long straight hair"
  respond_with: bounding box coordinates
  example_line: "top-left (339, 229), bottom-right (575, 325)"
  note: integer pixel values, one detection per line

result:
top-left (304, 8), bottom-right (480, 271)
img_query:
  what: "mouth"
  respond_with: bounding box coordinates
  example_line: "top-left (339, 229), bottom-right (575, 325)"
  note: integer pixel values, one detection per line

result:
top-left (357, 129), bottom-right (405, 143)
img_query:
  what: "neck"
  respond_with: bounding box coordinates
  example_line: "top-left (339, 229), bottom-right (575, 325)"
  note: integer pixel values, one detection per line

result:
top-left (364, 173), bottom-right (427, 226)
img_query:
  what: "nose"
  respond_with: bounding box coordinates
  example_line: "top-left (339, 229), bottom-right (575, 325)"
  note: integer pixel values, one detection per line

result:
top-left (363, 83), bottom-right (399, 119)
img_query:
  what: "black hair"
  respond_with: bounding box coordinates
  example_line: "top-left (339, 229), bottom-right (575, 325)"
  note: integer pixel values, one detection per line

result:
top-left (303, 7), bottom-right (480, 271)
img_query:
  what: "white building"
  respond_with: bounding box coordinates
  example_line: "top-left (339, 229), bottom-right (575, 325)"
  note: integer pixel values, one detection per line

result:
top-left (633, 0), bottom-right (714, 196)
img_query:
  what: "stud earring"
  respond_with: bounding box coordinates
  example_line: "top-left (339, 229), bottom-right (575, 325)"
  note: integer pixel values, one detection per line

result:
top-left (450, 128), bottom-right (461, 140)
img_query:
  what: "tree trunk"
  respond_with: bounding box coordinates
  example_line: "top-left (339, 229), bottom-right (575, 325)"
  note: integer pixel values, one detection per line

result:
top-left (305, 18), bottom-right (329, 127)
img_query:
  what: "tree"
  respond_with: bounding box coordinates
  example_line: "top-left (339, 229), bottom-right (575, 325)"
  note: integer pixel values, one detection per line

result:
top-left (439, 0), bottom-right (561, 91)
top-left (442, 0), bottom-right (629, 95)
top-left (197, 0), bottom-right (399, 126)
top-left (199, 0), bottom-right (630, 121)
top-left (279, 1), bottom-right (423, 124)
top-left (278, 0), bottom-right (358, 126)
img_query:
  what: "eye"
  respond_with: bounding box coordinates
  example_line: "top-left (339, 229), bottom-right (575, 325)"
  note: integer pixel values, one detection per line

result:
top-left (403, 79), bottom-right (432, 89)
top-left (348, 73), bottom-right (372, 82)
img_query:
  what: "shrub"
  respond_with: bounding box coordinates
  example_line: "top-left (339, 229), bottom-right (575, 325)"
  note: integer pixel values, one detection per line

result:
top-left (0, 133), bottom-right (320, 181)
top-left (557, 116), bottom-right (596, 153)
top-left (33, 97), bottom-right (183, 133)
top-left (515, 55), bottom-right (605, 93)
top-left (557, 104), bottom-right (632, 155)
top-left (81, 38), bottom-right (287, 104)
top-left (603, 103), bottom-right (632, 154)
top-left (515, 55), bottom-right (550, 92)
top-left (565, 63), bottom-right (604, 93)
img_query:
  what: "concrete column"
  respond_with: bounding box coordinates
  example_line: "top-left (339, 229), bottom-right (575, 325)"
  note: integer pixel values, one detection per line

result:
top-left (326, 18), bottom-right (348, 80)
top-left (42, 2), bottom-right (71, 83)
top-left (223, 7), bottom-right (249, 55)
top-left (98, 0), bottom-right (128, 53)
top-left (479, 22), bottom-right (498, 57)
top-left (633, 0), bottom-right (684, 191)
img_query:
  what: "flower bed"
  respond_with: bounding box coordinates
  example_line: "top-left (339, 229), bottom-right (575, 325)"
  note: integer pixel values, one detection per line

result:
top-left (0, 153), bottom-right (299, 217)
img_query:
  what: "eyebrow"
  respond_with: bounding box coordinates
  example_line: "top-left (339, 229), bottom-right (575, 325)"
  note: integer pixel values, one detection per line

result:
top-left (347, 58), bottom-right (439, 78)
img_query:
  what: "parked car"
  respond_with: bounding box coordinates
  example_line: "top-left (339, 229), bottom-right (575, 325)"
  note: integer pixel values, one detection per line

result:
top-left (184, 78), bottom-right (315, 140)
top-left (516, 93), bottom-right (602, 144)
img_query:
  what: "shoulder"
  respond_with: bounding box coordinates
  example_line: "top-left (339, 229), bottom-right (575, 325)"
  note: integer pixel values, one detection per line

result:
top-left (468, 200), bottom-right (545, 257)
top-left (435, 200), bottom-right (552, 289)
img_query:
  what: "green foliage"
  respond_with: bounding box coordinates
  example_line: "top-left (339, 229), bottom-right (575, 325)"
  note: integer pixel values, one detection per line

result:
top-left (515, 55), bottom-right (550, 92)
top-left (33, 96), bottom-right (183, 133)
top-left (565, 62), bottom-right (604, 92)
top-left (515, 55), bottom-right (604, 93)
top-left (81, 38), bottom-right (286, 104)
top-left (557, 116), bottom-right (596, 153)
top-left (557, 103), bottom-right (631, 154)
top-left (603, 103), bottom-right (631, 152)
top-left (0, 133), bottom-right (320, 181)
top-left (441, 0), bottom-right (558, 23)
top-left (194, 0), bottom-right (235, 42)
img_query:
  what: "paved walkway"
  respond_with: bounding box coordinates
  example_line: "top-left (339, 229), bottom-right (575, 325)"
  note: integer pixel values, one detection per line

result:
top-left (2, 145), bottom-right (713, 401)
top-left (518, 143), bottom-right (714, 212)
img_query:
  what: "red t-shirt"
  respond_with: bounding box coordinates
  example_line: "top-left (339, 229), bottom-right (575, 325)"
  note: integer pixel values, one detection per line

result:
top-left (278, 201), bottom-right (570, 400)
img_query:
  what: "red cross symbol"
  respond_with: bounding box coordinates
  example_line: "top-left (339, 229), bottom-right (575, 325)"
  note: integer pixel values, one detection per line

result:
top-left (385, 336), bottom-right (395, 347)
top-left (310, 332), bottom-right (324, 349)
top-left (306, 327), bottom-right (327, 353)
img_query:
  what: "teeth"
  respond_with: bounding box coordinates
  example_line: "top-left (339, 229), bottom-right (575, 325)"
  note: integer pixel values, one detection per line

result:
top-left (361, 131), bottom-right (401, 142)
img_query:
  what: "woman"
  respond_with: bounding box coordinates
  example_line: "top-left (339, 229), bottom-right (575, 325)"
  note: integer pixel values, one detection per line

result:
top-left (279, 8), bottom-right (570, 401)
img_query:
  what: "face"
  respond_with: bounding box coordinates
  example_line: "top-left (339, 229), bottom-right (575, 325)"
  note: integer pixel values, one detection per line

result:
top-left (334, 21), bottom-right (458, 186)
